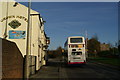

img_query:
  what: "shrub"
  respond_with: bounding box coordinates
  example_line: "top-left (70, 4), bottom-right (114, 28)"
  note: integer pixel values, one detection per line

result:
top-left (98, 50), bottom-right (112, 57)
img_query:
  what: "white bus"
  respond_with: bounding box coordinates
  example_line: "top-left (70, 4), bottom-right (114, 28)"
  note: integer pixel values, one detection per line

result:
top-left (64, 36), bottom-right (86, 64)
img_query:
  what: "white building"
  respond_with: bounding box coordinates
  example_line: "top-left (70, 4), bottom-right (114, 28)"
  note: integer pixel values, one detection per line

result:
top-left (0, 0), bottom-right (49, 74)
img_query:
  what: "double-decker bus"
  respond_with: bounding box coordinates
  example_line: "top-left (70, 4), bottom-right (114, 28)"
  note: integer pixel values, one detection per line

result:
top-left (63, 36), bottom-right (86, 64)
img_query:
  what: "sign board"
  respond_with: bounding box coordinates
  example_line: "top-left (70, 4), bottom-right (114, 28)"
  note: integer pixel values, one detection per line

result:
top-left (8, 20), bottom-right (21, 29)
top-left (9, 30), bottom-right (26, 39)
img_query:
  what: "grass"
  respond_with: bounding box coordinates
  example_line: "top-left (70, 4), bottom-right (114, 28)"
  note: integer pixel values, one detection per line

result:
top-left (88, 57), bottom-right (120, 67)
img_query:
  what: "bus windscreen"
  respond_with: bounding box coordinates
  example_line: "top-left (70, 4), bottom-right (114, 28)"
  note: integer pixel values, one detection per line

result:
top-left (70, 38), bottom-right (83, 43)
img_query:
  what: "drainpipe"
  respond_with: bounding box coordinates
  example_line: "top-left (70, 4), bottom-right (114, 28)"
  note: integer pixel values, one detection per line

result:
top-left (3, 0), bottom-right (9, 39)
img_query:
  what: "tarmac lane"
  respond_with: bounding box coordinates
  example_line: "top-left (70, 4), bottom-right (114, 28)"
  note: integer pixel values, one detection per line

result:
top-left (30, 58), bottom-right (120, 80)
top-left (63, 62), bottom-right (120, 80)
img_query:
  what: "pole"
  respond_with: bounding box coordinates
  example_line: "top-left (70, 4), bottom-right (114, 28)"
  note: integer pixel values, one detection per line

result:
top-left (4, 0), bottom-right (9, 39)
top-left (85, 30), bottom-right (88, 58)
top-left (25, 0), bottom-right (31, 79)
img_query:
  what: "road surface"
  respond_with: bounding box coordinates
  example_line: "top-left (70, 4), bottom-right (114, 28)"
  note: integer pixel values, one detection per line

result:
top-left (30, 58), bottom-right (120, 80)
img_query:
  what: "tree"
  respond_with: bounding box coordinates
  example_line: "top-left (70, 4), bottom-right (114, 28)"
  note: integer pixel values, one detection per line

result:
top-left (118, 40), bottom-right (120, 53)
top-left (56, 46), bottom-right (63, 58)
top-left (48, 50), bottom-right (57, 58)
top-left (87, 35), bottom-right (100, 57)
top-left (47, 46), bottom-right (63, 59)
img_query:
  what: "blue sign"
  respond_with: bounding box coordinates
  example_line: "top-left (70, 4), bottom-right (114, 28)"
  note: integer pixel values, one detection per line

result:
top-left (9, 30), bottom-right (26, 39)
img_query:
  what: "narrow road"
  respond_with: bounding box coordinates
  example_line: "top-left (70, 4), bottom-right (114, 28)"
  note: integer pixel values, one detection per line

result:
top-left (30, 58), bottom-right (120, 80)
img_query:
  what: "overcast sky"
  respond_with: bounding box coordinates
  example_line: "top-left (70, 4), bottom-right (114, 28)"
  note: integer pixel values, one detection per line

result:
top-left (21, 2), bottom-right (118, 50)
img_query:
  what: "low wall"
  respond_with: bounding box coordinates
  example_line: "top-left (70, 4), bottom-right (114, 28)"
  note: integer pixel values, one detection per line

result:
top-left (1, 39), bottom-right (23, 79)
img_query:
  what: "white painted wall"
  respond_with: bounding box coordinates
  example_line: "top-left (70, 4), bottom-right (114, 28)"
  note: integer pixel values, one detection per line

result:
top-left (31, 14), bottom-right (41, 70)
top-left (0, 1), bottom-right (48, 71)
top-left (0, 2), bottom-right (28, 56)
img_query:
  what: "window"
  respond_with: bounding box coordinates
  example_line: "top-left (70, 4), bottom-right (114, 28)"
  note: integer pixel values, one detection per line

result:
top-left (70, 38), bottom-right (83, 43)
top-left (72, 52), bottom-right (82, 55)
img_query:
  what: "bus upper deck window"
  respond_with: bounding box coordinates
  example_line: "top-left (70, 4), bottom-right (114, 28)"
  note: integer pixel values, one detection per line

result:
top-left (70, 38), bottom-right (83, 43)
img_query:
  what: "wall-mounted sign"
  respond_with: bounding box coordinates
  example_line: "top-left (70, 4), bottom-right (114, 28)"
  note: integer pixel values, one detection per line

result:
top-left (0, 15), bottom-right (28, 22)
top-left (8, 20), bottom-right (21, 29)
top-left (9, 30), bottom-right (26, 39)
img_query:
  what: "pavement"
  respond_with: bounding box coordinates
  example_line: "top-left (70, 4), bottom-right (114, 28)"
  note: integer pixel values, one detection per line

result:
top-left (30, 58), bottom-right (67, 79)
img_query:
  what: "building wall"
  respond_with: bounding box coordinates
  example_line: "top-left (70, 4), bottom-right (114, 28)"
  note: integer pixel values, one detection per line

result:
top-left (1, 2), bottom-right (28, 56)
top-left (100, 43), bottom-right (110, 51)
top-left (38, 23), bottom-right (42, 68)
top-left (0, 1), bottom-right (48, 73)
top-left (31, 14), bottom-right (42, 70)
top-left (40, 18), bottom-right (47, 66)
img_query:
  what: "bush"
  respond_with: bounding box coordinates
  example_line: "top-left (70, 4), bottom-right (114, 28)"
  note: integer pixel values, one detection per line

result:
top-left (88, 53), bottom-right (96, 57)
top-left (48, 53), bottom-right (56, 58)
top-left (98, 51), bottom-right (112, 57)
top-left (97, 50), bottom-right (120, 58)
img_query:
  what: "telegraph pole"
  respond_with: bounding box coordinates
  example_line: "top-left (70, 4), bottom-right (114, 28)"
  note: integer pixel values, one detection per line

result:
top-left (25, 0), bottom-right (31, 79)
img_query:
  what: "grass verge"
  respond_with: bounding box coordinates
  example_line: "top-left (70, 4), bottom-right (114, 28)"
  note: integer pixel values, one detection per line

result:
top-left (88, 57), bottom-right (120, 67)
